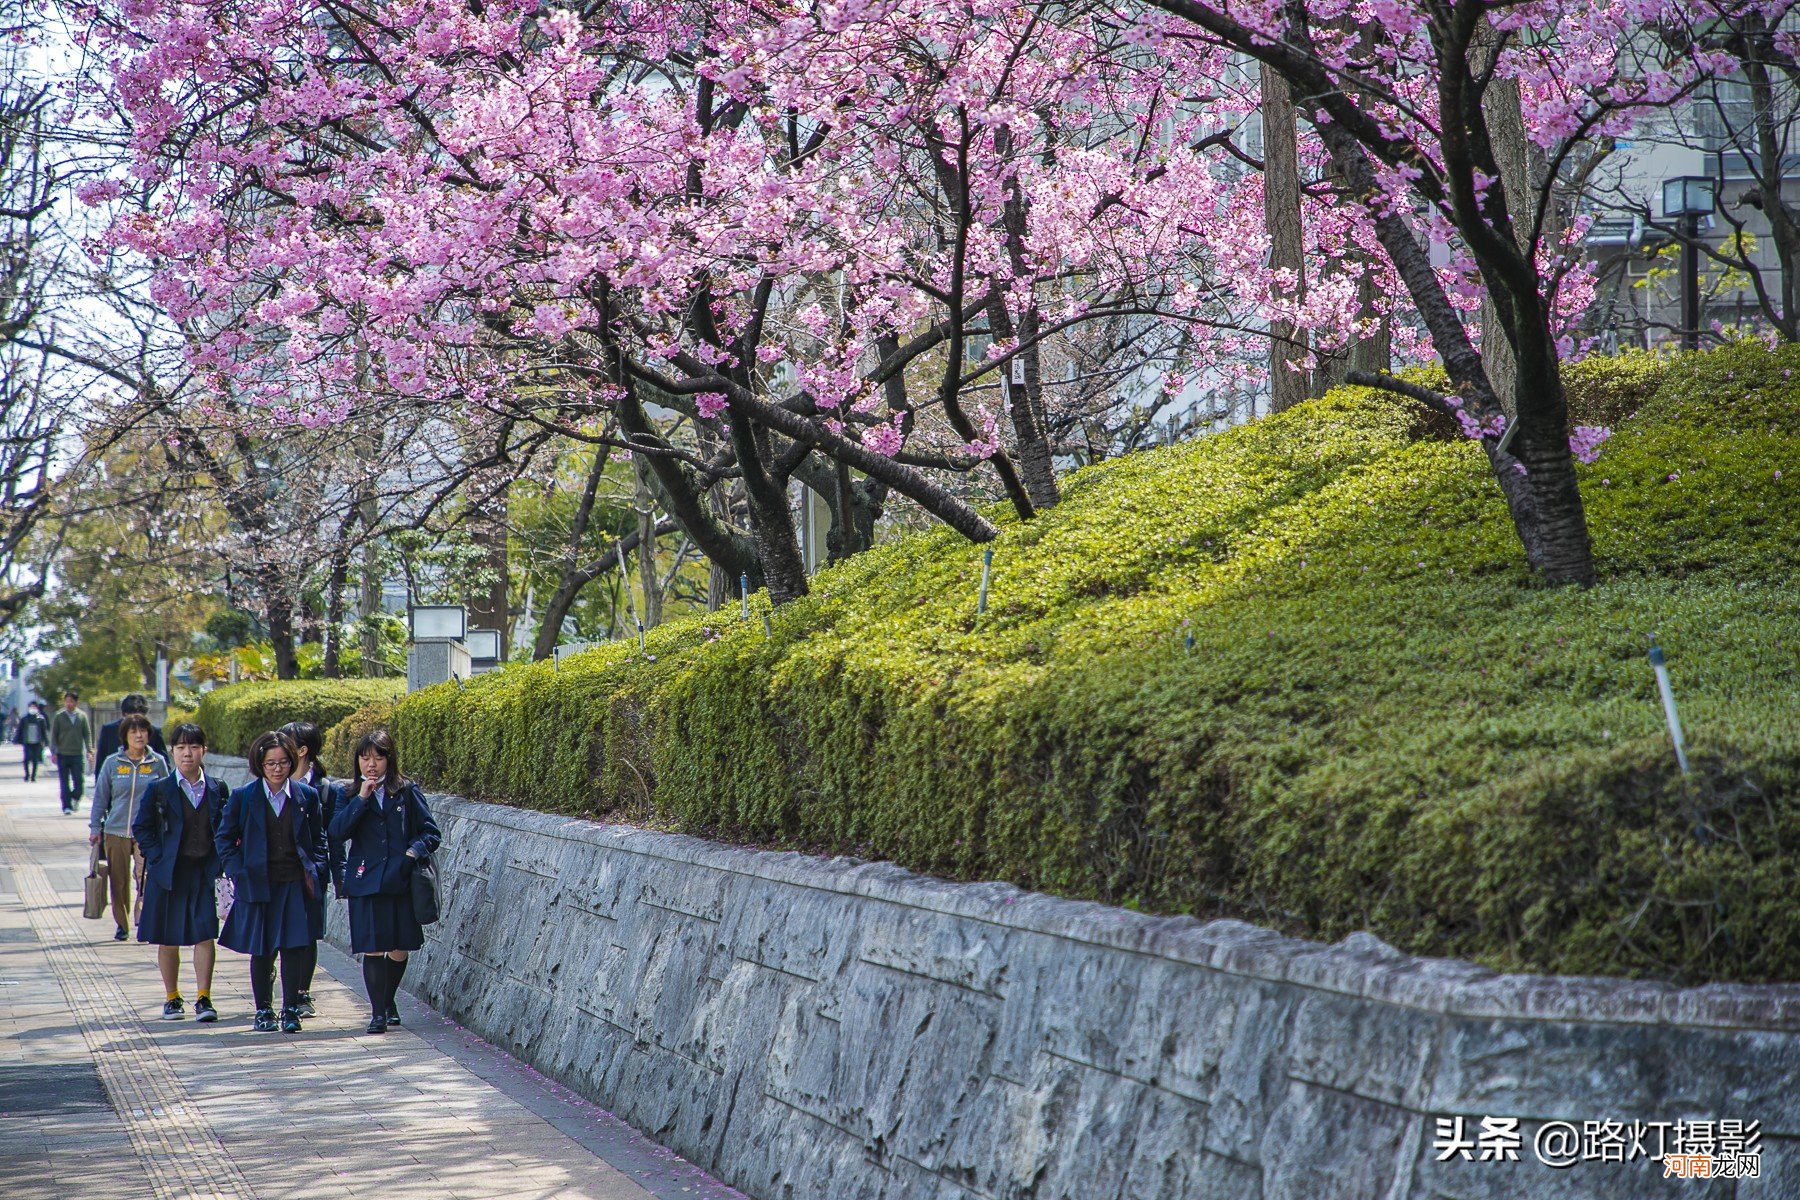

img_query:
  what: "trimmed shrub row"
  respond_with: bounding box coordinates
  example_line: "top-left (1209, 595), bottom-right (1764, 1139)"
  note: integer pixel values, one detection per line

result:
top-left (196, 679), bottom-right (405, 757)
top-left (395, 344), bottom-right (1800, 983)
top-left (323, 701), bottom-right (398, 778)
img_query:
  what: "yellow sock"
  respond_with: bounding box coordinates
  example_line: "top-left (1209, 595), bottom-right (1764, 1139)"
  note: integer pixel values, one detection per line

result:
top-left (167, 990), bottom-right (181, 1002)
top-left (197, 991), bottom-right (210, 1002)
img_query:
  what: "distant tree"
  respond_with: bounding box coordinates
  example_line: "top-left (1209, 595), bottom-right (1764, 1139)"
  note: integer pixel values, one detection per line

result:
top-left (0, 27), bottom-right (67, 629)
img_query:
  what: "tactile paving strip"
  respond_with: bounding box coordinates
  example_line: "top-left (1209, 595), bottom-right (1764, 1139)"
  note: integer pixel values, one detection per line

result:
top-left (0, 808), bottom-right (256, 1200)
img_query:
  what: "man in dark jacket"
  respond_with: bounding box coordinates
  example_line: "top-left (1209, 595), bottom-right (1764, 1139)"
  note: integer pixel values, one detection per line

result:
top-left (13, 700), bottom-right (49, 782)
top-left (94, 694), bottom-right (168, 778)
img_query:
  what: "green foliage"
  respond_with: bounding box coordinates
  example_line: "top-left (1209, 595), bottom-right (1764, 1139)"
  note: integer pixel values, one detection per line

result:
top-left (197, 679), bottom-right (406, 757)
top-left (160, 706), bottom-right (198, 745)
top-left (393, 349), bottom-right (1800, 983)
top-left (205, 609), bottom-right (255, 650)
top-left (323, 701), bottom-right (397, 778)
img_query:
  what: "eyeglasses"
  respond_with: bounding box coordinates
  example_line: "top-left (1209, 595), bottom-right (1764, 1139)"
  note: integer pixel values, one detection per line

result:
top-left (263, 757), bottom-right (292, 770)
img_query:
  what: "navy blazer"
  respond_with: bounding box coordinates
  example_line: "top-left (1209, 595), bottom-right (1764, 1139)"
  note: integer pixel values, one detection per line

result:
top-left (299, 766), bottom-right (348, 893)
top-left (330, 782), bottom-right (440, 898)
top-left (215, 781), bottom-right (328, 903)
top-left (132, 773), bottom-right (226, 890)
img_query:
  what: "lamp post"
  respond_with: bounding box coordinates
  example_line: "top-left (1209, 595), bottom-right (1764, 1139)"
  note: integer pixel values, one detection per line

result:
top-left (1661, 175), bottom-right (1716, 351)
top-left (406, 604), bottom-right (470, 691)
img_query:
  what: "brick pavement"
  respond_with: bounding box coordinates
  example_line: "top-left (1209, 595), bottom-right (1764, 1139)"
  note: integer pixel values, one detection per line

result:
top-left (0, 745), bottom-right (747, 1200)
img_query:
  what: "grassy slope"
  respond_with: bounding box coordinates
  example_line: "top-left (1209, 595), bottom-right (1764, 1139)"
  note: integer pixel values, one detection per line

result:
top-left (399, 344), bottom-right (1800, 983)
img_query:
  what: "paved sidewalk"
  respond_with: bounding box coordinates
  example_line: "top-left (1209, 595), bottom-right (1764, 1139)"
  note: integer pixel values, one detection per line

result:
top-left (0, 746), bottom-right (745, 1200)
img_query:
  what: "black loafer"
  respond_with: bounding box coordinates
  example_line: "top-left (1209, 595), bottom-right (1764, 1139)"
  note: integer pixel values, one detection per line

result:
top-left (385, 1006), bottom-right (401, 1026)
top-left (365, 1014), bottom-right (388, 1035)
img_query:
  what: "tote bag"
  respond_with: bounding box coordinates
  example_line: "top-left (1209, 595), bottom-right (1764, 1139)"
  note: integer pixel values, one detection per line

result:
top-left (83, 844), bottom-right (108, 920)
top-left (404, 788), bottom-right (441, 925)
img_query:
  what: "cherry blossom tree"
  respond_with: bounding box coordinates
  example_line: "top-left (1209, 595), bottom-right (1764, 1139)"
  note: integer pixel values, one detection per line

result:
top-left (83, 0), bottom-right (1730, 595)
top-left (83, 0), bottom-right (1305, 602)
top-left (1130, 0), bottom-right (1721, 585)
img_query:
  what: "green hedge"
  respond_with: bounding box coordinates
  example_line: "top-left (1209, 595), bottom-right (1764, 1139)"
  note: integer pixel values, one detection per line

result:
top-left (323, 701), bottom-right (397, 778)
top-left (161, 706), bottom-right (198, 745)
top-left (396, 344), bottom-right (1800, 983)
top-left (197, 679), bottom-right (405, 757)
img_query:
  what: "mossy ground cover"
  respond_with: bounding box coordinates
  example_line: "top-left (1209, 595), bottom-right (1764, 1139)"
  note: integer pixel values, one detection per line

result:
top-left (397, 343), bottom-right (1800, 983)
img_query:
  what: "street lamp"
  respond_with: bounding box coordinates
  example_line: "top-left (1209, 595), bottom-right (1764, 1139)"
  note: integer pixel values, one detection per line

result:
top-left (464, 628), bottom-right (502, 672)
top-left (1661, 175), bottom-right (1717, 351)
top-left (408, 604), bottom-right (466, 641)
top-left (406, 605), bottom-right (470, 692)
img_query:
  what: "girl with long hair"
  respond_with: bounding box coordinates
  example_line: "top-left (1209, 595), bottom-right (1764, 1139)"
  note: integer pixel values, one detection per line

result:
top-left (329, 729), bottom-right (439, 1034)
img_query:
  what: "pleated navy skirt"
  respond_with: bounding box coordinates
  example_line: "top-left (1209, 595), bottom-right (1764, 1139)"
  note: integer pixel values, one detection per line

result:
top-left (219, 879), bottom-right (314, 954)
top-left (303, 886), bottom-right (327, 942)
top-left (348, 892), bottom-right (423, 955)
top-left (136, 864), bottom-right (219, 947)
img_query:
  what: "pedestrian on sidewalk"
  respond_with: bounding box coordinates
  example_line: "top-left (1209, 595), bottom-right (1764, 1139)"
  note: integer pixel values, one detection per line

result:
top-left (94, 694), bottom-right (168, 780)
top-left (89, 714), bottom-right (169, 941)
top-left (49, 692), bottom-right (94, 814)
top-left (280, 720), bottom-right (342, 1019)
top-left (132, 723), bottom-right (228, 1023)
top-left (330, 729), bottom-right (439, 1035)
top-left (216, 730), bottom-right (327, 1034)
top-left (14, 700), bottom-right (48, 782)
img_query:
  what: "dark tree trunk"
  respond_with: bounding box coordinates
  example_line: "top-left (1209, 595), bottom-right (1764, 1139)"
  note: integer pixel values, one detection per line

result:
top-left (991, 124), bottom-right (1061, 509)
top-left (634, 462), bottom-right (663, 629)
top-left (1311, 93), bottom-right (1594, 584)
top-left (358, 501), bottom-right (382, 677)
top-left (259, 560), bottom-right (298, 679)
top-left (1261, 64), bottom-right (1310, 414)
top-left (1478, 69), bottom-right (1531, 413)
top-left (321, 537), bottom-right (351, 678)
top-left (733, 415), bottom-right (808, 603)
top-left (795, 457), bottom-right (885, 563)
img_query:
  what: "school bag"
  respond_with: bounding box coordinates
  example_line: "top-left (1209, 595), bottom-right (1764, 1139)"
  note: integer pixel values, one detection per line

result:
top-left (404, 787), bottom-right (441, 925)
top-left (83, 843), bottom-right (108, 920)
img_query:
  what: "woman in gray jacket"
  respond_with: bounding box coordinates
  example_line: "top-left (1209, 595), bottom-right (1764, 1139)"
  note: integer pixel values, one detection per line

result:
top-left (89, 714), bottom-right (169, 941)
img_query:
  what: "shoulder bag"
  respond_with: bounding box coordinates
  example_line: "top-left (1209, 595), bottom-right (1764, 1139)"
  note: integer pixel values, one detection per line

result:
top-left (404, 787), bottom-right (441, 925)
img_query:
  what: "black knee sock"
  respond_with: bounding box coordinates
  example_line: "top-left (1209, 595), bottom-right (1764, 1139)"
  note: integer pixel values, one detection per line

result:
top-left (385, 956), bottom-right (408, 1013)
top-left (362, 954), bottom-right (388, 1016)
top-left (250, 954), bottom-right (276, 1011)
top-left (278, 947), bottom-right (305, 1012)
top-left (291, 942), bottom-right (318, 994)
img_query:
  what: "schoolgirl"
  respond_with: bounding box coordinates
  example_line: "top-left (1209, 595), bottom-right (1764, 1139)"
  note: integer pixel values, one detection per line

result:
top-left (131, 723), bottom-right (227, 1022)
top-left (279, 720), bottom-right (342, 1018)
top-left (329, 729), bottom-right (439, 1034)
top-left (215, 730), bottom-right (327, 1033)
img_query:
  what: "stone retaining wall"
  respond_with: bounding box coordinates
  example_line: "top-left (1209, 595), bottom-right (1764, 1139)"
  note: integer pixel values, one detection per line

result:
top-left (298, 793), bottom-right (1800, 1199)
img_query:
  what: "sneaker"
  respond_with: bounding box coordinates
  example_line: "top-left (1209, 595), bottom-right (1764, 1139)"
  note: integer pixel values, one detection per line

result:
top-left (252, 1008), bottom-right (278, 1033)
top-left (280, 1008), bottom-right (302, 1034)
top-left (295, 992), bottom-right (316, 1018)
top-left (385, 1005), bottom-right (401, 1026)
top-left (194, 997), bottom-right (217, 1023)
top-left (113, 926), bottom-right (128, 942)
top-left (365, 1014), bottom-right (388, 1035)
top-left (160, 998), bottom-right (185, 1021)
